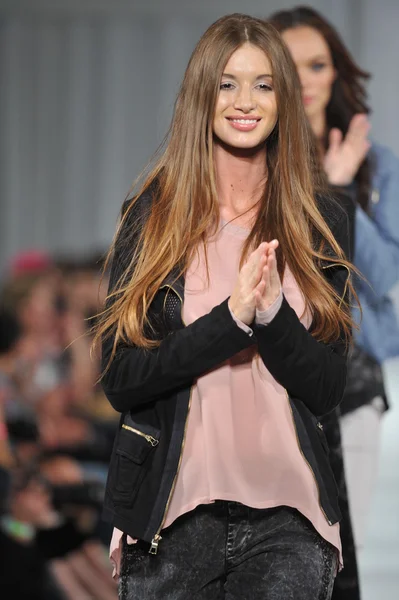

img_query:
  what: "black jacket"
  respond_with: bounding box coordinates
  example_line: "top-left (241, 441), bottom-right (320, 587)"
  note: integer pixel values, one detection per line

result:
top-left (101, 190), bottom-right (351, 553)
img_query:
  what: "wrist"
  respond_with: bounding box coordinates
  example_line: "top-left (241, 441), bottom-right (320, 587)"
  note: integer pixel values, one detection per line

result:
top-left (228, 300), bottom-right (252, 326)
top-left (327, 173), bottom-right (354, 187)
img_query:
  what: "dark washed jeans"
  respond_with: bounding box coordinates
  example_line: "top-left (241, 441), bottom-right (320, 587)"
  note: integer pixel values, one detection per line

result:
top-left (119, 502), bottom-right (338, 599)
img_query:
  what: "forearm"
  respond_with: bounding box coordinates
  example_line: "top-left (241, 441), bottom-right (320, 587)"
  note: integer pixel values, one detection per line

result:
top-left (254, 297), bottom-right (347, 416)
top-left (354, 207), bottom-right (399, 298)
top-left (102, 299), bottom-right (254, 413)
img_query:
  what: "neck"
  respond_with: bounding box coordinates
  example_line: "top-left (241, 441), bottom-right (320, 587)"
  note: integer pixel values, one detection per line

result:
top-left (214, 141), bottom-right (267, 222)
top-left (308, 111), bottom-right (327, 152)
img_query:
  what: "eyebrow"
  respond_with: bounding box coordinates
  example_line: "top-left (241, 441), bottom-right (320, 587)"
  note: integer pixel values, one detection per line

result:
top-left (222, 73), bottom-right (273, 80)
top-left (308, 54), bottom-right (330, 62)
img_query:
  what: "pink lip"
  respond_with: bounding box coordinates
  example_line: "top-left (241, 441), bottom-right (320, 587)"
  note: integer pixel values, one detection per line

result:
top-left (226, 117), bottom-right (261, 132)
top-left (303, 96), bottom-right (313, 106)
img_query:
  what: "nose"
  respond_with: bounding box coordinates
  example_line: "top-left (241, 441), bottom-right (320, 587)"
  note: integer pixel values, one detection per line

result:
top-left (233, 84), bottom-right (256, 113)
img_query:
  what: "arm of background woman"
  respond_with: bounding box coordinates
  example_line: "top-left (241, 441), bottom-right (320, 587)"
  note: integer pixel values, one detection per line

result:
top-left (354, 146), bottom-right (399, 300)
top-left (253, 212), bottom-right (350, 417)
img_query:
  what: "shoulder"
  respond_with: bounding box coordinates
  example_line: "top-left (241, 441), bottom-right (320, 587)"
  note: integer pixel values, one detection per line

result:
top-left (370, 141), bottom-right (399, 181)
top-left (112, 182), bottom-right (158, 268)
top-left (315, 192), bottom-right (348, 233)
top-left (314, 192), bottom-right (352, 260)
top-left (121, 182), bottom-right (156, 223)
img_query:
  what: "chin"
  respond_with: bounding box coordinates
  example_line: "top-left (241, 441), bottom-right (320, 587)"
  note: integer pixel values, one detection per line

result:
top-left (305, 102), bottom-right (325, 120)
top-left (216, 132), bottom-right (270, 151)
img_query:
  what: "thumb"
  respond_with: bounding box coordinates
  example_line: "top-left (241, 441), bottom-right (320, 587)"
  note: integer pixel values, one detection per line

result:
top-left (328, 128), bottom-right (343, 152)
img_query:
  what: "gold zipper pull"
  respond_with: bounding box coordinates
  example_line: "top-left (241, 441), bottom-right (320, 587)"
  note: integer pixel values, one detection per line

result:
top-left (149, 534), bottom-right (162, 555)
top-left (121, 424), bottom-right (159, 446)
top-left (145, 435), bottom-right (159, 447)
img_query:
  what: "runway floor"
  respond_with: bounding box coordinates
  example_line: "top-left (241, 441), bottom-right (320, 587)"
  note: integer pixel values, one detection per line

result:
top-left (360, 355), bottom-right (399, 599)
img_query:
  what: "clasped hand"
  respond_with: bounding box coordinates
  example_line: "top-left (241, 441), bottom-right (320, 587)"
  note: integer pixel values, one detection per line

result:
top-left (228, 240), bottom-right (281, 326)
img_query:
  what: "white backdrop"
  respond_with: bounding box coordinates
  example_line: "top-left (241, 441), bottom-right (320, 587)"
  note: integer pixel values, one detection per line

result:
top-left (0, 0), bottom-right (398, 265)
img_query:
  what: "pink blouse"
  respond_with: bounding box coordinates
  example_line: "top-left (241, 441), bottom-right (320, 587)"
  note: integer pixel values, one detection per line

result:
top-left (110, 219), bottom-right (342, 577)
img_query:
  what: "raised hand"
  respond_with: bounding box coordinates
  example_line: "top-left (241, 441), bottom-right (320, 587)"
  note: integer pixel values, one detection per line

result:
top-left (255, 241), bottom-right (282, 312)
top-left (324, 113), bottom-right (371, 186)
top-left (228, 242), bottom-right (269, 325)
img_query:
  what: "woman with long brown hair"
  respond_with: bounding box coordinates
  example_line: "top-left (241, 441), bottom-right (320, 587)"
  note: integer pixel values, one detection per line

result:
top-left (94, 13), bottom-right (356, 599)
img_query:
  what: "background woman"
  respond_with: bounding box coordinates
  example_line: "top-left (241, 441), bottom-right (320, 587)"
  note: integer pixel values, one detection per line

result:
top-left (94, 13), bottom-right (356, 599)
top-left (270, 0), bottom-right (399, 549)
top-left (270, 5), bottom-right (399, 599)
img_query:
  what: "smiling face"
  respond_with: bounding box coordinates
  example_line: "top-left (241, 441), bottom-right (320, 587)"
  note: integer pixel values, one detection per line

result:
top-left (213, 43), bottom-right (278, 151)
top-left (281, 26), bottom-right (336, 123)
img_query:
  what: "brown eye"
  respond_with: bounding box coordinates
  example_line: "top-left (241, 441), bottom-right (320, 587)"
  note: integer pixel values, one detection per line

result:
top-left (257, 83), bottom-right (273, 91)
top-left (220, 82), bottom-right (235, 90)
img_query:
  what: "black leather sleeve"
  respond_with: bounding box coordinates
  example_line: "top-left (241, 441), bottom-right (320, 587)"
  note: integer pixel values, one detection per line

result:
top-left (253, 211), bottom-right (351, 417)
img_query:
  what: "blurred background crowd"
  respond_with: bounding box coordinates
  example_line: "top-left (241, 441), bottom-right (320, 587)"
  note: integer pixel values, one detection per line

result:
top-left (0, 248), bottom-right (119, 598)
top-left (0, 1), bottom-right (398, 599)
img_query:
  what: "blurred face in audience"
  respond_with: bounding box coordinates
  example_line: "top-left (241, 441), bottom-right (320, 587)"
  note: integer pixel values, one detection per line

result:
top-left (11, 476), bottom-right (53, 526)
top-left (19, 275), bottom-right (58, 337)
top-left (281, 26), bottom-right (336, 124)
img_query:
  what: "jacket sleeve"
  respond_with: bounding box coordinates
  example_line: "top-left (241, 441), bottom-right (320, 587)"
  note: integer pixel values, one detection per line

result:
top-left (253, 212), bottom-right (350, 417)
top-left (355, 146), bottom-right (399, 300)
top-left (101, 201), bottom-right (254, 414)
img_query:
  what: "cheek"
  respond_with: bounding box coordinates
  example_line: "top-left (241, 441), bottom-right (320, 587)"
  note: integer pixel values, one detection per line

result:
top-left (214, 95), bottom-right (230, 119)
top-left (261, 96), bottom-right (278, 124)
top-left (318, 69), bottom-right (335, 99)
top-left (271, 99), bottom-right (278, 123)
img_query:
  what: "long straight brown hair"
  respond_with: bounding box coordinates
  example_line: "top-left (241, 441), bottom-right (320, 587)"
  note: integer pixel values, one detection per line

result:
top-left (93, 13), bottom-right (354, 360)
top-left (269, 5), bottom-right (372, 211)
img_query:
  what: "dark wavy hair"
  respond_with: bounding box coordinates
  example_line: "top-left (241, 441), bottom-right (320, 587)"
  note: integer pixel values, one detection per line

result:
top-left (269, 5), bottom-right (372, 211)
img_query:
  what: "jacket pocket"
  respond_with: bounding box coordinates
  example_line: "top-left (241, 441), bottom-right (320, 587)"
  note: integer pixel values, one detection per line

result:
top-left (112, 422), bottom-right (160, 507)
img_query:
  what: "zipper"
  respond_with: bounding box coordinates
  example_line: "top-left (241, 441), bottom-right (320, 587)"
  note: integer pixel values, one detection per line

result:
top-left (150, 386), bottom-right (193, 554)
top-left (322, 263), bottom-right (350, 308)
top-left (150, 283), bottom-right (191, 555)
top-left (285, 390), bottom-right (332, 526)
top-left (121, 424), bottom-right (159, 447)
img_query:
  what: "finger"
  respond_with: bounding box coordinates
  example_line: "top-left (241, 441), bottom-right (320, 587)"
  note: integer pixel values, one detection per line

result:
top-left (242, 245), bottom-right (264, 281)
top-left (347, 114), bottom-right (370, 141)
top-left (247, 243), bottom-right (268, 268)
top-left (243, 252), bottom-right (266, 293)
top-left (350, 113), bottom-right (370, 131)
top-left (255, 279), bottom-right (266, 296)
top-left (255, 254), bottom-right (267, 281)
top-left (328, 128), bottom-right (343, 152)
top-left (262, 264), bottom-right (271, 290)
top-left (268, 250), bottom-right (281, 291)
top-left (254, 280), bottom-right (266, 309)
top-left (267, 239), bottom-right (279, 254)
